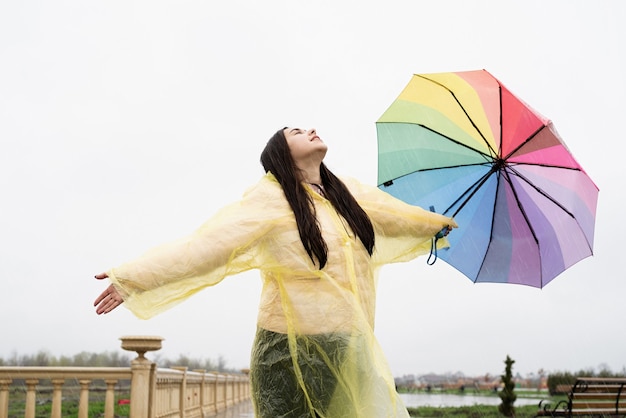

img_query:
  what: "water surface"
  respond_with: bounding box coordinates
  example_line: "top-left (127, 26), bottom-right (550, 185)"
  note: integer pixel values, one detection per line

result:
top-left (207, 393), bottom-right (542, 417)
top-left (399, 392), bottom-right (541, 407)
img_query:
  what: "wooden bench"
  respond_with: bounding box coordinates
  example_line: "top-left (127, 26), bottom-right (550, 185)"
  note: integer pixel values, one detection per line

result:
top-left (536, 377), bottom-right (626, 417)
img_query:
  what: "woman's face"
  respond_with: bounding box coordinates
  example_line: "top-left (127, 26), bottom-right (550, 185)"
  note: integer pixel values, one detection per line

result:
top-left (284, 127), bottom-right (328, 164)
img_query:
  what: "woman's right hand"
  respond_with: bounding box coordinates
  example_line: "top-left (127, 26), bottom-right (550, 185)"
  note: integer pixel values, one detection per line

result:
top-left (94, 273), bottom-right (124, 315)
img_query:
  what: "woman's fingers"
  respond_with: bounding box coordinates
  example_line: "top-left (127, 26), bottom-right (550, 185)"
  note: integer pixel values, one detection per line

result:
top-left (94, 286), bottom-right (109, 306)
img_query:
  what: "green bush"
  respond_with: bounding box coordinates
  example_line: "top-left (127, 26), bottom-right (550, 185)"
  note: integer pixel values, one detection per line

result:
top-left (498, 355), bottom-right (517, 417)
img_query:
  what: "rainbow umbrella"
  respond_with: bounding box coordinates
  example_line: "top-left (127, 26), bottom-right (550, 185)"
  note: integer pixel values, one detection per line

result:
top-left (377, 69), bottom-right (598, 288)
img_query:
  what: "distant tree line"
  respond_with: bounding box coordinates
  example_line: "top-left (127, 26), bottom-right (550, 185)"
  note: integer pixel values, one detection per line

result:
top-left (0, 350), bottom-right (237, 373)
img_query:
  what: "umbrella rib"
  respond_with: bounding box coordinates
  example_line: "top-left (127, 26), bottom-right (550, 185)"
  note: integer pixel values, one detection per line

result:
top-left (383, 121), bottom-right (493, 161)
top-left (420, 123), bottom-right (493, 161)
top-left (502, 124), bottom-right (544, 161)
top-left (381, 162), bottom-right (491, 184)
top-left (448, 166), bottom-right (496, 218)
top-left (501, 169), bottom-right (540, 245)
top-left (417, 74), bottom-right (498, 158)
top-left (499, 169), bottom-right (543, 286)
top-left (418, 161), bottom-right (490, 173)
top-left (508, 161), bottom-right (583, 172)
top-left (475, 171), bottom-right (508, 283)
top-left (506, 165), bottom-right (576, 218)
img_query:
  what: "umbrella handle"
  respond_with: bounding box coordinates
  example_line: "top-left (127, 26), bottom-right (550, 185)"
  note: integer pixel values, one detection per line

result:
top-left (428, 206), bottom-right (448, 265)
top-left (427, 227), bottom-right (449, 265)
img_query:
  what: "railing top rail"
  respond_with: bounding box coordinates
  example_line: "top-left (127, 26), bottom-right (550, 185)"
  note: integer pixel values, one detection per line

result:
top-left (1, 367), bottom-right (249, 380)
top-left (156, 368), bottom-right (186, 377)
top-left (154, 368), bottom-right (249, 379)
top-left (0, 366), bottom-right (131, 380)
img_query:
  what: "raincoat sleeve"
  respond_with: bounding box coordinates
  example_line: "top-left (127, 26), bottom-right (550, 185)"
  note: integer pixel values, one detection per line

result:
top-left (344, 177), bottom-right (457, 266)
top-left (107, 175), bottom-right (285, 319)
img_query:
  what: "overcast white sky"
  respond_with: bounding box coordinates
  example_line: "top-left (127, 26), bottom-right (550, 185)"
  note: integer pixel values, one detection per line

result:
top-left (1, 0), bottom-right (624, 378)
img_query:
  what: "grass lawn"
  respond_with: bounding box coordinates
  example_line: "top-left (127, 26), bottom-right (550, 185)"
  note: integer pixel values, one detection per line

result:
top-left (11, 401), bottom-right (542, 418)
top-left (10, 386), bottom-right (553, 417)
top-left (408, 403), bottom-right (540, 417)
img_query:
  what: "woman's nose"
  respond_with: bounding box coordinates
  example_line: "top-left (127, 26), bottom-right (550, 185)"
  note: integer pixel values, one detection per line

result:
top-left (308, 128), bottom-right (317, 136)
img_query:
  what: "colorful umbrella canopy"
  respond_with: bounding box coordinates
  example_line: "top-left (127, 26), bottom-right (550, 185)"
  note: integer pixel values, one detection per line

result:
top-left (377, 69), bottom-right (598, 288)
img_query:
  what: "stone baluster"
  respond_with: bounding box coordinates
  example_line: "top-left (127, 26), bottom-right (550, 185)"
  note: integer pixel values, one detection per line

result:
top-left (193, 369), bottom-right (207, 415)
top-left (241, 368), bottom-right (250, 401)
top-left (0, 378), bottom-right (11, 418)
top-left (211, 372), bottom-right (218, 413)
top-left (226, 374), bottom-right (234, 407)
top-left (171, 366), bottom-right (188, 418)
top-left (24, 379), bottom-right (38, 418)
top-left (104, 379), bottom-right (118, 418)
top-left (78, 379), bottom-right (92, 418)
top-left (50, 378), bottom-right (65, 418)
top-left (120, 335), bottom-right (163, 418)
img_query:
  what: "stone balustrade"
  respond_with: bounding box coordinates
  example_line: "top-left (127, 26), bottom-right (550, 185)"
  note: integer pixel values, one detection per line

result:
top-left (0, 336), bottom-right (251, 418)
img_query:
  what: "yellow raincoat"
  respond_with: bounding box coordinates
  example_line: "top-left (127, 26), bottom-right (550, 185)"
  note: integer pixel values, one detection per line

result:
top-left (108, 172), bottom-right (456, 417)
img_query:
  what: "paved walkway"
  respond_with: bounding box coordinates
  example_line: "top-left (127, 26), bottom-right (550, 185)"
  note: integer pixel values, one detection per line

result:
top-left (208, 400), bottom-right (254, 418)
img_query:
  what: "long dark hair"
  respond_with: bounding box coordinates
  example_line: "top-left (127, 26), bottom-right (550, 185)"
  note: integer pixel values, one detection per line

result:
top-left (260, 128), bottom-right (375, 269)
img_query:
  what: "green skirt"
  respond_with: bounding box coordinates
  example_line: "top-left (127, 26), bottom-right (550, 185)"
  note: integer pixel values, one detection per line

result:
top-left (250, 328), bottom-right (348, 418)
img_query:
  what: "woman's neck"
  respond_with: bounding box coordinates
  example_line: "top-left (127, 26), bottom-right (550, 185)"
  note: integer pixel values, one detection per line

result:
top-left (297, 162), bottom-right (322, 185)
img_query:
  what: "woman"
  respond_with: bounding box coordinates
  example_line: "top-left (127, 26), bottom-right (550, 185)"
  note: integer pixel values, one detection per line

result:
top-left (94, 127), bottom-right (456, 417)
